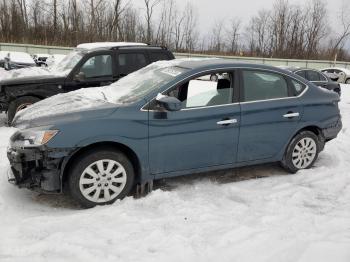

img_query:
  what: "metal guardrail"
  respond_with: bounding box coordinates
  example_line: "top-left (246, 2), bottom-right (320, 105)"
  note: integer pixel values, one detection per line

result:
top-left (0, 42), bottom-right (349, 69)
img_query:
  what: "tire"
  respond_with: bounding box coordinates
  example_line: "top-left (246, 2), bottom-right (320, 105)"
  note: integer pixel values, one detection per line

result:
top-left (68, 148), bottom-right (135, 208)
top-left (346, 78), bottom-right (350, 84)
top-left (7, 96), bottom-right (41, 124)
top-left (281, 131), bottom-right (322, 174)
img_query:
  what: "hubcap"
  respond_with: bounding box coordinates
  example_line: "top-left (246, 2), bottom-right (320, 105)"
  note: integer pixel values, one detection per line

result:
top-left (292, 137), bottom-right (317, 169)
top-left (79, 159), bottom-right (127, 203)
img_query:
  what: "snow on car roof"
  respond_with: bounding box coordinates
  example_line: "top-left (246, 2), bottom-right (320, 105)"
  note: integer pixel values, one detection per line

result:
top-left (0, 51), bottom-right (35, 64)
top-left (76, 42), bottom-right (147, 50)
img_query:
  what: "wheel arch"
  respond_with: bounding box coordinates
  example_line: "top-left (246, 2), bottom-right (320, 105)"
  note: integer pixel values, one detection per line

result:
top-left (289, 125), bottom-right (325, 151)
top-left (8, 94), bottom-right (45, 104)
top-left (60, 141), bottom-right (142, 189)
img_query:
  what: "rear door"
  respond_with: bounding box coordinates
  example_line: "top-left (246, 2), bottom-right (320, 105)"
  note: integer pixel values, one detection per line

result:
top-left (237, 69), bottom-right (304, 162)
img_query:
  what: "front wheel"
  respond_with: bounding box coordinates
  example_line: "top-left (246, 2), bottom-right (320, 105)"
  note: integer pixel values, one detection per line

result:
top-left (68, 149), bottom-right (135, 208)
top-left (7, 96), bottom-right (41, 124)
top-left (281, 131), bottom-right (321, 173)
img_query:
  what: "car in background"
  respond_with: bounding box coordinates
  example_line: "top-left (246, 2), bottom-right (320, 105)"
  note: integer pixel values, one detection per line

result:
top-left (8, 60), bottom-right (342, 207)
top-left (321, 67), bottom-right (350, 84)
top-left (281, 67), bottom-right (341, 96)
top-left (0, 42), bottom-right (175, 123)
top-left (33, 54), bottom-right (50, 67)
top-left (45, 54), bottom-right (66, 67)
top-left (0, 51), bottom-right (36, 70)
top-left (33, 54), bottom-right (67, 67)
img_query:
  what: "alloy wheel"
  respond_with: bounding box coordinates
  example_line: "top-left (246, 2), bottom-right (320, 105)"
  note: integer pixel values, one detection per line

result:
top-left (292, 137), bottom-right (317, 169)
top-left (79, 159), bottom-right (127, 203)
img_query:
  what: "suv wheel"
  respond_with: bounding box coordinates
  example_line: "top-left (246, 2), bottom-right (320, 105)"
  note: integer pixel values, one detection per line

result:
top-left (346, 78), bottom-right (350, 84)
top-left (7, 96), bottom-right (41, 124)
top-left (68, 148), bottom-right (135, 208)
top-left (281, 131), bottom-right (321, 173)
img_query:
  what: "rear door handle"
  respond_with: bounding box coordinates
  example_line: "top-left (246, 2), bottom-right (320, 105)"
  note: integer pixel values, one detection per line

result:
top-left (217, 119), bottom-right (238, 126)
top-left (283, 112), bottom-right (300, 118)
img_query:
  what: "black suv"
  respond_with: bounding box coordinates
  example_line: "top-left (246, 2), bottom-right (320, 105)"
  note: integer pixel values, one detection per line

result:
top-left (0, 43), bottom-right (175, 123)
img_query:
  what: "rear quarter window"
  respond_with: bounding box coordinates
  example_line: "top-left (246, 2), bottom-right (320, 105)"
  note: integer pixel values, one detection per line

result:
top-left (290, 79), bottom-right (307, 96)
top-left (149, 52), bottom-right (170, 63)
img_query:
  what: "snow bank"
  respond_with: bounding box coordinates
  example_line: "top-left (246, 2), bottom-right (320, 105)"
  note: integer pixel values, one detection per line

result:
top-left (0, 51), bottom-right (35, 64)
top-left (0, 86), bottom-right (349, 261)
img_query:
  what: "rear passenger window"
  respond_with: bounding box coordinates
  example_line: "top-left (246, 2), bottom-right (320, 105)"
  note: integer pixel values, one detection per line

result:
top-left (117, 53), bottom-right (148, 76)
top-left (306, 70), bottom-right (320, 81)
top-left (149, 52), bottom-right (169, 63)
top-left (242, 70), bottom-right (288, 102)
top-left (295, 70), bottom-right (306, 78)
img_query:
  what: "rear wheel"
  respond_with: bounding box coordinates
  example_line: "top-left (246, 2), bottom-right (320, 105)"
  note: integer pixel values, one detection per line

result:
top-left (281, 131), bottom-right (321, 173)
top-left (68, 148), bottom-right (135, 208)
top-left (7, 96), bottom-right (41, 124)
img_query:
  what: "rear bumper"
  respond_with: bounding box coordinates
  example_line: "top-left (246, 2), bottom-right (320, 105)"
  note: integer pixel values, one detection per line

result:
top-left (7, 146), bottom-right (71, 192)
top-left (322, 117), bottom-right (342, 141)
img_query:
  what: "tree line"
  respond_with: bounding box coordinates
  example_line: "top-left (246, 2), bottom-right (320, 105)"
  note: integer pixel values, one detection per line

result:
top-left (0, 0), bottom-right (349, 61)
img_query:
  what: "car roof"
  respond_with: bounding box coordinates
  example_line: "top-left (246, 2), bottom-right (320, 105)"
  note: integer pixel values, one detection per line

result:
top-left (172, 58), bottom-right (299, 74)
top-left (322, 67), bottom-right (350, 74)
top-left (76, 42), bottom-right (148, 50)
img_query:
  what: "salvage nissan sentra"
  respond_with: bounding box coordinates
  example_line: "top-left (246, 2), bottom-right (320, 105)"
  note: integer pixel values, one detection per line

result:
top-left (7, 59), bottom-right (342, 208)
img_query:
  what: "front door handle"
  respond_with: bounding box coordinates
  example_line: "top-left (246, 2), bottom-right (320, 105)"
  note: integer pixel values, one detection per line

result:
top-left (217, 119), bottom-right (238, 126)
top-left (283, 112), bottom-right (300, 118)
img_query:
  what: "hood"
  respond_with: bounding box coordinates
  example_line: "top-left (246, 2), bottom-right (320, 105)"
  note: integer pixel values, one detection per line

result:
top-left (1, 74), bottom-right (65, 86)
top-left (13, 88), bottom-right (118, 129)
top-left (0, 67), bottom-right (66, 85)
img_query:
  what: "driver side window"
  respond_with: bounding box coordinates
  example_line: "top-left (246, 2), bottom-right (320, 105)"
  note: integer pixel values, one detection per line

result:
top-left (79, 55), bottom-right (112, 78)
top-left (168, 72), bottom-right (234, 109)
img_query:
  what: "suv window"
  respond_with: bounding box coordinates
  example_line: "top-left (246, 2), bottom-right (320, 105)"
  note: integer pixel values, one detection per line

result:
top-left (80, 55), bottom-right (112, 78)
top-left (149, 52), bottom-right (170, 63)
top-left (168, 72), bottom-right (234, 108)
top-left (242, 70), bottom-right (288, 102)
top-left (117, 53), bottom-right (148, 76)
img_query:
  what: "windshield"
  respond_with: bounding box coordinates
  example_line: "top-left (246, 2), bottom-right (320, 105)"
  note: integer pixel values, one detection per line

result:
top-left (103, 62), bottom-right (189, 104)
top-left (50, 50), bottom-right (84, 75)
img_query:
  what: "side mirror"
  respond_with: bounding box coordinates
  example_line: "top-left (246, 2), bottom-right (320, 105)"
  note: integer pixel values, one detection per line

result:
top-left (74, 72), bottom-right (86, 82)
top-left (156, 93), bottom-right (182, 111)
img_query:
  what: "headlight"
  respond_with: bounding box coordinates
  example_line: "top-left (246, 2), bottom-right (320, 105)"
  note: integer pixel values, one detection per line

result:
top-left (11, 129), bottom-right (59, 148)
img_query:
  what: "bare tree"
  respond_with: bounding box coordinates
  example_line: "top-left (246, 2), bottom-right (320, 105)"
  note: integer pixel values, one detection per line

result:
top-left (226, 18), bottom-right (241, 54)
top-left (330, 0), bottom-right (350, 61)
top-left (143, 0), bottom-right (162, 43)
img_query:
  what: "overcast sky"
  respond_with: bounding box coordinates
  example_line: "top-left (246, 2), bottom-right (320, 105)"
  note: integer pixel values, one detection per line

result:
top-left (134, 0), bottom-right (349, 48)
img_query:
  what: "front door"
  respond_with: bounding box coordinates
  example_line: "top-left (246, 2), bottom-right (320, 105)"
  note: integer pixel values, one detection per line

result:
top-left (148, 70), bottom-right (240, 175)
top-left (237, 69), bottom-right (303, 162)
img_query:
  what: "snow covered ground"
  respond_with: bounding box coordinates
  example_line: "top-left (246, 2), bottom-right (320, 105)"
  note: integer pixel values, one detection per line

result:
top-left (0, 86), bottom-right (349, 262)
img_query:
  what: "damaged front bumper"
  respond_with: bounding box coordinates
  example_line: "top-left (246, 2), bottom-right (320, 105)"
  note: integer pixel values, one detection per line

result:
top-left (7, 146), bottom-right (72, 193)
